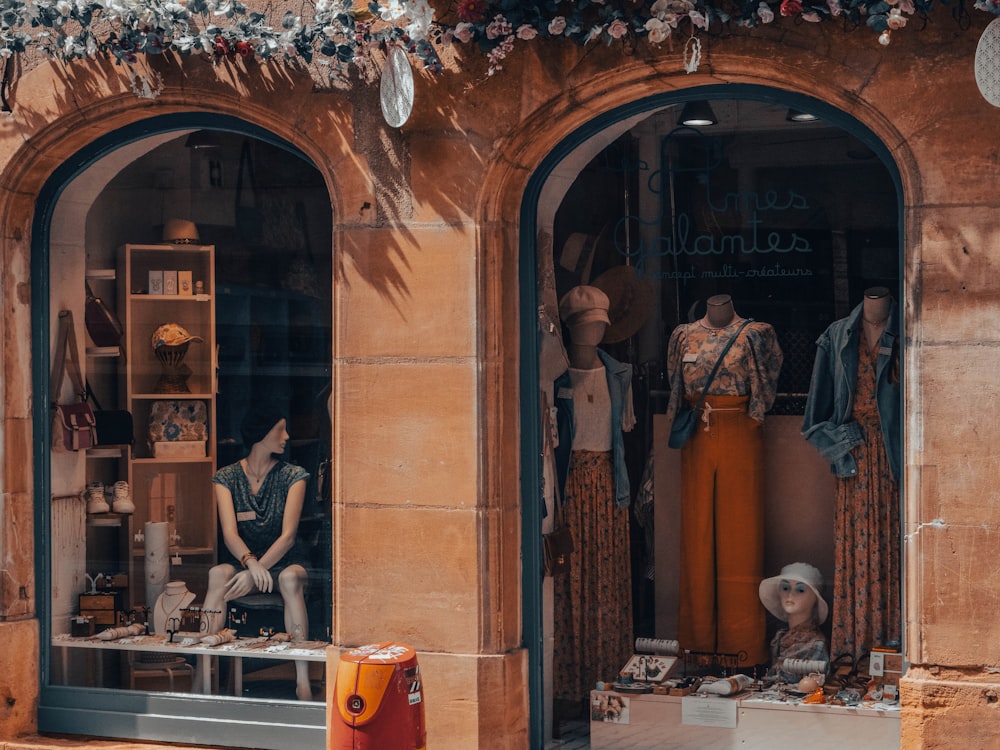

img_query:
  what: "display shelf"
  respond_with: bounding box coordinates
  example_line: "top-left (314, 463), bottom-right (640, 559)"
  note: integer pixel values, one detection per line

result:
top-left (118, 242), bottom-right (218, 610)
top-left (86, 346), bottom-right (121, 358)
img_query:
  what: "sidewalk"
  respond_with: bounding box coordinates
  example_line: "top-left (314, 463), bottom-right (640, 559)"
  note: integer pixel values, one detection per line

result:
top-left (545, 719), bottom-right (590, 750)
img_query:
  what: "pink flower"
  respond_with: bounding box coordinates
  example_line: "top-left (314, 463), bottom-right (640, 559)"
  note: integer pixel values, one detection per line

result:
top-left (548, 16), bottom-right (567, 35)
top-left (608, 18), bottom-right (629, 39)
top-left (516, 24), bottom-right (538, 40)
top-left (486, 14), bottom-right (512, 40)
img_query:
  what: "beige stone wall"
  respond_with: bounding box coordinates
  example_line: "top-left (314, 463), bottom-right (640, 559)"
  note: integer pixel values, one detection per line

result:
top-left (0, 5), bottom-right (996, 748)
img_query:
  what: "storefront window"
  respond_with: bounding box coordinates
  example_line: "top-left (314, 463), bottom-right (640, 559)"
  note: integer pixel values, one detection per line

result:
top-left (539, 97), bottom-right (901, 738)
top-left (44, 128), bottom-right (332, 734)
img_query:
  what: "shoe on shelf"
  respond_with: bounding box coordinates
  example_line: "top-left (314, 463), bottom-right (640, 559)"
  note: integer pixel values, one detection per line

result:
top-left (84, 482), bottom-right (110, 514)
top-left (112, 481), bottom-right (135, 514)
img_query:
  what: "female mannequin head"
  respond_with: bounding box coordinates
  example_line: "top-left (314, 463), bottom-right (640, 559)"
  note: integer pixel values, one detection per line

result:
top-left (759, 562), bottom-right (828, 629)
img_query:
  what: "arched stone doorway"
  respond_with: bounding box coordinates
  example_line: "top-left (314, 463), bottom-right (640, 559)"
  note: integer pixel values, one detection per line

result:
top-left (32, 112), bottom-right (333, 748)
top-left (518, 85), bottom-right (908, 747)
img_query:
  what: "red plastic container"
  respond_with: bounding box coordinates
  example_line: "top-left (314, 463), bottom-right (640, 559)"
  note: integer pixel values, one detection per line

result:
top-left (330, 641), bottom-right (426, 750)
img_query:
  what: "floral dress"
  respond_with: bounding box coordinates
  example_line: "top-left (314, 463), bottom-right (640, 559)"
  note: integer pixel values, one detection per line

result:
top-left (830, 337), bottom-right (901, 663)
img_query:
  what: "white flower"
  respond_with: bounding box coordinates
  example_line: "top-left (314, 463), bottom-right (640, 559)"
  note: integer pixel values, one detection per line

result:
top-left (878, 29), bottom-right (891, 45)
top-left (651, 0), bottom-right (671, 14)
top-left (486, 14), bottom-right (512, 40)
top-left (453, 21), bottom-right (474, 43)
top-left (645, 17), bottom-right (670, 43)
top-left (379, 0), bottom-right (406, 22)
top-left (802, 10), bottom-right (821, 20)
top-left (688, 10), bottom-right (708, 29)
top-left (548, 16), bottom-right (567, 35)
top-left (886, 7), bottom-right (907, 28)
top-left (56, 0), bottom-right (73, 16)
top-left (758, 2), bottom-right (774, 22)
top-left (898, 0), bottom-right (915, 12)
top-left (826, 0), bottom-right (842, 16)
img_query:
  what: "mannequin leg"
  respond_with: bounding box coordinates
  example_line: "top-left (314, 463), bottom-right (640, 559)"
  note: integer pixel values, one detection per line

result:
top-left (202, 563), bottom-right (237, 634)
top-left (278, 564), bottom-right (311, 700)
top-left (196, 563), bottom-right (237, 693)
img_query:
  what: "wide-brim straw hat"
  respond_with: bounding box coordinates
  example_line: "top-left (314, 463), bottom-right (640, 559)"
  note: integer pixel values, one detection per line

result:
top-left (758, 562), bottom-right (829, 625)
top-left (591, 265), bottom-right (654, 344)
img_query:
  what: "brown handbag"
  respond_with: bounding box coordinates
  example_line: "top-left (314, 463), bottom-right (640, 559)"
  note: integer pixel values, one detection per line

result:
top-left (50, 310), bottom-right (97, 452)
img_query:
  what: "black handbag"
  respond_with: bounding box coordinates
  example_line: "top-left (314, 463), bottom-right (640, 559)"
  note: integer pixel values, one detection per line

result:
top-left (86, 382), bottom-right (134, 447)
top-left (668, 319), bottom-right (753, 449)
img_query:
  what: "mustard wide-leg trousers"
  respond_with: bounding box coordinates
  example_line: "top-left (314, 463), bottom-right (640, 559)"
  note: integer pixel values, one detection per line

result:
top-left (677, 394), bottom-right (767, 666)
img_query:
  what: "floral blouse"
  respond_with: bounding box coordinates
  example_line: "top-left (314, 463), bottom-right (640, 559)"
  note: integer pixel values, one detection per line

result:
top-left (666, 318), bottom-right (783, 423)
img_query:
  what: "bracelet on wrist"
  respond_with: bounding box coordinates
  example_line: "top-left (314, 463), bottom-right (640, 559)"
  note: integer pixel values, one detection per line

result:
top-left (240, 551), bottom-right (257, 568)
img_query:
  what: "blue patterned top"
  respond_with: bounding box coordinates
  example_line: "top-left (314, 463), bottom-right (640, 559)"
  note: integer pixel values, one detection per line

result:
top-left (212, 460), bottom-right (310, 572)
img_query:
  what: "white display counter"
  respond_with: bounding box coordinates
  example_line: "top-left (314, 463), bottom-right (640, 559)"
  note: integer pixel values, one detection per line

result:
top-left (590, 690), bottom-right (900, 750)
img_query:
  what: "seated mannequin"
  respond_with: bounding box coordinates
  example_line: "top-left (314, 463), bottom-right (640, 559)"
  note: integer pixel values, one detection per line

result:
top-left (758, 562), bottom-right (830, 684)
top-left (200, 402), bottom-right (313, 700)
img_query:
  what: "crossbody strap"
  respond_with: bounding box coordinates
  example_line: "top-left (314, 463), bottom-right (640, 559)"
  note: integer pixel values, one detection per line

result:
top-left (50, 310), bottom-right (85, 406)
top-left (691, 318), bottom-right (754, 412)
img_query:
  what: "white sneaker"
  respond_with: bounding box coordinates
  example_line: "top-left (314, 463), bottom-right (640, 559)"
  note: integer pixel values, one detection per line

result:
top-left (85, 482), bottom-right (110, 514)
top-left (112, 481), bottom-right (135, 514)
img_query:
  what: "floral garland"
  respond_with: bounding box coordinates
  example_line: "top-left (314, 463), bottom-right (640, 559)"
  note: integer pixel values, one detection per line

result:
top-left (0, 0), bottom-right (986, 80)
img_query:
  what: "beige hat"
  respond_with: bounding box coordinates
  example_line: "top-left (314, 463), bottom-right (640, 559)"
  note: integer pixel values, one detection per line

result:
top-left (151, 323), bottom-right (203, 349)
top-left (591, 265), bottom-right (654, 344)
top-left (758, 562), bottom-right (828, 625)
top-left (162, 218), bottom-right (199, 244)
top-left (558, 286), bottom-right (611, 327)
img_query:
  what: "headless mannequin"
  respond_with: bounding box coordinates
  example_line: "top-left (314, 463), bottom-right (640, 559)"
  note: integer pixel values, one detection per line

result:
top-left (703, 294), bottom-right (739, 328)
top-left (152, 580), bottom-right (196, 636)
top-left (862, 286), bottom-right (891, 350)
top-left (566, 320), bottom-right (608, 368)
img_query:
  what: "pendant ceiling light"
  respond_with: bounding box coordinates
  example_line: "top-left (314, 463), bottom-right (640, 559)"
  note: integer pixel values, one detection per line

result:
top-left (786, 109), bottom-right (819, 123)
top-left (678, 101), bottom-right (718, 127)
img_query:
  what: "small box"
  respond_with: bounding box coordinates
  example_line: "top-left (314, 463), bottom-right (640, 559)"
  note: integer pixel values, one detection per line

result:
top-left (71, 616), bottom-right (95, 637)
top-left (152, 440), bottom-right (207, 458)
top-left (80, 592), bottom-right (120, 611)
top-left (163, 270), bottom-right (178, 295)
top-left (177, 270), bottom-right (193, 296)
top-left (108, 573), bottom-right (128, 589)
top-left (148, 270), bottom-right (163, 295)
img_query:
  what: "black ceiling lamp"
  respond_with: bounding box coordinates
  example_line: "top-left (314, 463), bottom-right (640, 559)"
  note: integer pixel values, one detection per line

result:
top-left (678, 101), bottom-right (718, 127)
top-left (184, 130), bottom-right (222, 149)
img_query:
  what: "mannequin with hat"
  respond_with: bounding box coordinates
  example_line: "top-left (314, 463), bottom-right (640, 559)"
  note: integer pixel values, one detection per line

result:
top-left (758, 563), bottom-right (830, 684)
top-left (200, 401), bottom-right (314, 700)
top-left (666, 293), bottom-right (783, 667)
top-left (551, 285), bottom-right (635, 715)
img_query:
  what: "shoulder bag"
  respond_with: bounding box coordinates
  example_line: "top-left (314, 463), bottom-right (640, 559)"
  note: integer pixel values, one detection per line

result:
top-left (50, 310), bottom-right (97, 452)
top-left (668, 319), bottom-right (754, 450)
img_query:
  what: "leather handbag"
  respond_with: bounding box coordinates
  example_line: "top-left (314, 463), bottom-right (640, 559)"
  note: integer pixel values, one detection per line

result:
top-left (86, 382), bottom-right (134, 447)
top-left (50, 310), bottom-right (97, 452)
top-left (85, 281), bottom-right (124, 350)
top-left (668, 319), bottom-right (754, 449)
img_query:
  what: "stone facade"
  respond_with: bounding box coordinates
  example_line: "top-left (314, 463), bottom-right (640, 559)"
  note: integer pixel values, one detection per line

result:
top-left (0, 3), bottom-right (996, 748)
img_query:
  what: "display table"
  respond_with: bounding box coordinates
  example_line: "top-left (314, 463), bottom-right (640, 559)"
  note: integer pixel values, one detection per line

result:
top-left (53, 633), bottom-right (328, 695)
top-left (590, 690), bottom-right (900, 750)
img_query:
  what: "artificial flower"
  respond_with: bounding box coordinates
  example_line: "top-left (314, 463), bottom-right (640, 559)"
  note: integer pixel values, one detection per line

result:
top-left (548, 15), bottom-right (568, 35)
top-left (608, 18), bottom-right (629, 38)
top-left (516, 24), bottom-right (538, 40)
top-left (780, 0), bottom-right (803, 15)
top-left (456, 0), bottom-right (488, 24)
top-left (758, 2), bottom-right (775, 22)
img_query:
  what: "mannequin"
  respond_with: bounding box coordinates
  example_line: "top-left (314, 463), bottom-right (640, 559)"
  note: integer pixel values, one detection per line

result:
top-left (152, 580), bottom-right (196, 636)
top-left (758, 563), bottom-right (829, 684)
top-left (666, 294), bottom-right (783, 666)
top-left (552, 285), bottom-right (635, 720)
top-left (802, 287), bottom-right (900, 662)
top-left (200, 402), bottom-right (313, 700)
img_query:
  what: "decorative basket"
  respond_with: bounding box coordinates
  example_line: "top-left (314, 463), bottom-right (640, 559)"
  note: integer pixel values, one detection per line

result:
top-left (154, 342), bottom-right (192, 393)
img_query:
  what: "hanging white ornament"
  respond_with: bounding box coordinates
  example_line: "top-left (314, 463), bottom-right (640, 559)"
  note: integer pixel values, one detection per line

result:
top-left (683, 35), bottom-right (702, 74)
top-left (975, 17), bottom-right (1000, 107)
top-left (380, 46), bottom-right (414, 128)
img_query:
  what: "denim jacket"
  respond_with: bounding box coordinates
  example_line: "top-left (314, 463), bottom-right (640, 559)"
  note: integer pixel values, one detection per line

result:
top-left (554, 349), bottom-right (634, 508)
top-left (801, 301), bottom-right (901, 481)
